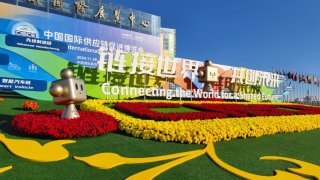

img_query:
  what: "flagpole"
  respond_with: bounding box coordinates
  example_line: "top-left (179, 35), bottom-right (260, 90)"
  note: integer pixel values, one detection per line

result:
top-left (294, 79), bottom-right (297, 102)
top-left (317, 77), bottom-right (318, 105)
top-left (296, 72), bottom-right (298, 103)
top-left (308, 82), bottom-right (311, 105)
top-left (289, 80), bottom-right (291, 102)
top-left (318, 78), bottom-right (320, 106)
top-left (316, 78), bottom-right (318, 105)
top-left (317, 77), bottom-right (320, 106)
top-left (301, 72), bottom-right (306, 104)
top-left (312, 75), bottom-right (314, 103)
top-left (305, 74), bottom-right (307, 104)
top-left (277, 70), bottom-right (280, 96)
top-left (316, 80), bottom-right (320, 106)
top-left (296, 72), bottom-right (298, 102)
top-left (300, 73), bottom-right (302, 104)
top-left (305, 78), bottom-right (307, 105)
top-left (312, 75), bottom-right (315, 104)
top-left (310, 75), bottom-right (312, 104)
top-left (317, 79), bottom-right (318, 105)
top-left (303, 73), bottom-right (305, 103)
top-left (299, 72), bottom-right (302, 104)
top-left (298, 73), bottom-right (300, 103)
top-left (307, 79), bottom-right (310, 105)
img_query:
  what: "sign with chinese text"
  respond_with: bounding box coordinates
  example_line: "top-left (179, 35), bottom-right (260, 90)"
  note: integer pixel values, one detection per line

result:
top-left (0, 2), bottom-right (282, 101)
top-left (0, 2), bottom-right (160, 100)
top-left (0, 77), bottom-right (47, 91)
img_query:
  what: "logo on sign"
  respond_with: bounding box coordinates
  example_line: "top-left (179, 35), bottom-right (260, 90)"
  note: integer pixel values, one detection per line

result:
top-left (28, 64), bottom-right (38, 73)
top-left (8, 63), bottom-right (21, 71)
top-left (11, 22), bottom-right (39, 38)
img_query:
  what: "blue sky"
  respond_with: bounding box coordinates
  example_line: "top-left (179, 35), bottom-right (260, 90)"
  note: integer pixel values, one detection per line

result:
top-left (108, 0), bottom-right (320, 75)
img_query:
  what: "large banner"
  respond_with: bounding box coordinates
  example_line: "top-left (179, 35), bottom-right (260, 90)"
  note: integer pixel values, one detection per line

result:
top-left (0, 2), bottom-right (160, 100)
top-left (0, 2), bottom-right (284, 101)
top-left (91, 47), bottom-right (283, 101)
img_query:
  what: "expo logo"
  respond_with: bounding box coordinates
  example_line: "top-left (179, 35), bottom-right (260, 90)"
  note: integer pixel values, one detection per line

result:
top-left (11, 22), bottom-right (39, 38)
top-left (15, 28), bottom-right (36, 38)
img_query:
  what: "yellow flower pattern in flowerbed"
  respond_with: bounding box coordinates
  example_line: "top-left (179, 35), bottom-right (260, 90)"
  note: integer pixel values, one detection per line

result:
top-left (81, 100), bottom-right (320, 144)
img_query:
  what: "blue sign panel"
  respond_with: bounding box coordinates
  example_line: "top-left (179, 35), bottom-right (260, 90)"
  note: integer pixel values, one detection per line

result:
top-left (5, 35), bottom-right (68, 52)
top-left (0, 77), bottom-right (47, 91)
top-left (0, 2), bottom-right (161, 100)
top-left (0, 53), bottom-right (9, 65)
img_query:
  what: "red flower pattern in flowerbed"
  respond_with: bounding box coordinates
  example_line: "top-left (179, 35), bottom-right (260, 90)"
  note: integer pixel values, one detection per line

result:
top-left (114, 102), bottom-right (320, 121)
top-left (183, 103), bottom-right (320, 117)
top-left (12, 110), bottom-right (118, 139)
top-left (114, 102), bottom-right (227, 121)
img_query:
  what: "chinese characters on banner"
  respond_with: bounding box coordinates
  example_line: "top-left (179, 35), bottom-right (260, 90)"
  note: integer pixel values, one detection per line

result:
top-left (129, 13), bottom-right (135, 27)
top-left (1, 78), bottom-right (31, 85)
top-left (231, 67), bottom-right (280, 88)
top-left (43, 30), bottom-right (145, 53)
top-left (53, 0), bottom-right (63, 11)
top-left (114, 9), bottom-right (121, 23)
top-left (0, 77), bottom-right (47, 91)
top-left (97, 49), bottom-right (281, 88)
top-left (42, 29), bottom-right (147, 67)
top-left (26, 0), bottom-right (150, 27)
top-left (94, 6), bottom-right (105, 19)
top-left (27, 0), bottom-right (40, 6)
top-left (97, 49), bottom-right (198, 78)
top-left (74, 1), bottom-right (88, 14)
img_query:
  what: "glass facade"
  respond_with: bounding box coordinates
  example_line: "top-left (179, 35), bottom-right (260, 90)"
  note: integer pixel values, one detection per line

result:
top-left (160, 28), bottom-right (176, 58)
top-left (1, 0), bottom-right (161, 37)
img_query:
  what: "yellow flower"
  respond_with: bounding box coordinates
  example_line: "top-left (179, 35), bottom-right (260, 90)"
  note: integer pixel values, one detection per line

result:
top-left (81, 100), bottom-right (320, 144)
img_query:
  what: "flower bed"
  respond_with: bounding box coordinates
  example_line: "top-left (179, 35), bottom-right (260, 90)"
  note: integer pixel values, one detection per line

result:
top-left (114, 102), bottom-right (227, 120)
top-left (280, 104), bottom-right (320, 114)
top-left (22, 101), bottom-right (39, 111)
top-left (81, 100), bottom-right (320, 144)
top-left (114, 102), bottom-right (320, 120)
top-left (183, 103), bottom-right (248, 117)
top-left (183, 103), bottom-right (320, 117)
top-left (12, 110), bottom-right (118, 138)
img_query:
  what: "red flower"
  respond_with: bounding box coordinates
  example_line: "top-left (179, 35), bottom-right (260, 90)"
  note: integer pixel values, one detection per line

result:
top-left (12, 110), bottom-right (118, 139)
top-left (114, 102), bottom-right (228, 121)
top-left (114, 102), bottom-right (320, 121)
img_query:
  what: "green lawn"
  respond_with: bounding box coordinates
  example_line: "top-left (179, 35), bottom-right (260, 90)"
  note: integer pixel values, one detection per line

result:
top-left (279, 107), bottom-right (300, 111)
top-left (151, 107), bottom-right (199, 113)
top-left (0, 92), bottom-right (319, 179)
